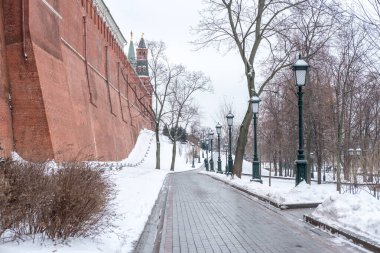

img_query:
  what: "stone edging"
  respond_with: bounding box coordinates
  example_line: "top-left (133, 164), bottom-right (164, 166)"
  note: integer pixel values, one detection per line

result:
top-left (134, 174), bottom-right (170, 253)
top-left (304, 215), bottom-right (380, 252)
top-left (201, 172), bottom-right (321, 210)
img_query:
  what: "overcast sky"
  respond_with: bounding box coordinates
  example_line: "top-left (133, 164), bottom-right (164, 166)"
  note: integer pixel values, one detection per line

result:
top-left (103, 0), bottom-right (248, 128)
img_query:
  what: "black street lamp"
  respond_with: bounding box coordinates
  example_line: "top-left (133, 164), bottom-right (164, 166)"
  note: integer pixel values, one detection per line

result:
top-left (216, 122), bottom-right (223, 173)
top-left (348, 147), bottom-right (362, 187)
top-left (201, 132), bottom-right (205, 158)
top-left (310, 152), bottom-right (315, 179)
top-left (293, 55), bottom-right (310, 186)
top-left (205, 138), bottom-right (209, 171)
top-left (226, 112), bottom-right (234, 175)
top-left (249, 95), bottom-right (262, 183)
top-left (191, 143), bottom-right (195, 168)
top-left (198, 141), bottom-right (201, 163)
top-left (224, 143), bottom-right (228, 174)
top-left (209, 130), bottom-right (215, 172)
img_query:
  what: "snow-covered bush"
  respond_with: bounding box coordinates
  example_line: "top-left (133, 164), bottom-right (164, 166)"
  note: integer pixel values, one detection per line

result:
top-left (0, 159), bottom-right (114, 241)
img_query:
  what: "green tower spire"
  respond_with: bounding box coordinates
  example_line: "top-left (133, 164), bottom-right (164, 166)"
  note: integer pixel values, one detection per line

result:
top-left (127, 31), bottom-right (136, 69)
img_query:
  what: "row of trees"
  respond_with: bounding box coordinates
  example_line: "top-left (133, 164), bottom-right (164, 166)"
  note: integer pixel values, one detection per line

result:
top-left (194, 0), bottom-right (380, 190)
top-left (162, 125), bottom-right (188, 143)
top-left (139, 41), bottom-right (212, 171)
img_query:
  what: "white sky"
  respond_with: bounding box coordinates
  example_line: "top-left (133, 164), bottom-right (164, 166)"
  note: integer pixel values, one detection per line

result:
top-left (103, 0), bottom-right (248, 128)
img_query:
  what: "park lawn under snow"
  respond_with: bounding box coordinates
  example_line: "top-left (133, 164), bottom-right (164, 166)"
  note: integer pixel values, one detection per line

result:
top-left (201, 167), bottom-right (337, 205)
top-left (201, 167), bottom-right (380, 244)
top-left (312, 191), bottom-right (380, 243)
top-left (0, 129), bottom-right (200, 253)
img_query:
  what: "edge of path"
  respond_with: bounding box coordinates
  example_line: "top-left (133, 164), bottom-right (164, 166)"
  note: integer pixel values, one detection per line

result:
top-left (200, 171), bottom-right (379, 253)
top-left (134, 174), bottom-right (171, 253)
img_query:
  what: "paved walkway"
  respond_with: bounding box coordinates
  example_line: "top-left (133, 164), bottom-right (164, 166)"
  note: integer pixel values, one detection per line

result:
top-left (160, 171), bottom-right (364, 253)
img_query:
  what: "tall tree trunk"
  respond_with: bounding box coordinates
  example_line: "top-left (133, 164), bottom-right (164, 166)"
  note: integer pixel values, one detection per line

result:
top-left (273, 153), bottom-right (278, 177)
top-left (233, 106), bottom-right (252, 178)
top-left (317, 152), bottom-right (322, 184)
top-left (170, 137), bottom-right (177, 171)
top-left (155, 123), bottom-right (161, 170)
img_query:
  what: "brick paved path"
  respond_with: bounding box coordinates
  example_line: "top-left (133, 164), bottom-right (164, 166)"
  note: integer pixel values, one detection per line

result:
top-left (160, 171), bottom-right (363, 253)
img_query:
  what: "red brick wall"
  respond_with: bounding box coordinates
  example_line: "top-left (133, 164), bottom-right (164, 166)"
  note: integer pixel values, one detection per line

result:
top-left (1, 0), bottom-right (152, 162)
top-left (0, 0), bottom-right (14, 157)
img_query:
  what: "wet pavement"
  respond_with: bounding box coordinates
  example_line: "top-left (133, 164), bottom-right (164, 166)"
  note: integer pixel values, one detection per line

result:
top-left (159, 170), bottom-right (365, 253)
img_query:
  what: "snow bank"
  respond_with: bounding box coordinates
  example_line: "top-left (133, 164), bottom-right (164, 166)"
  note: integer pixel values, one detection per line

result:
top-left (200, 171), bottom-right (337, 205)
top-left (0, 129), bottom-right (201, 253)
top-left (269, 181), bottom-right (337, 204)
top-left (312, 192), bottom-right (380, 242)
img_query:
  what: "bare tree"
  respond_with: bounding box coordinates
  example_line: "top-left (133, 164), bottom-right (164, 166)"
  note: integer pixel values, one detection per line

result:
top-left (165, 70), bottom-right (212, 171)
top-left (147, 41), bottom-right (185, 170)
top-left (193, 0), bottom-right (338, 177)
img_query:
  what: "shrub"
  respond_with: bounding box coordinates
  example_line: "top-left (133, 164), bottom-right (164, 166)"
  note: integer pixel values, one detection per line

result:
top-left (0, 159), bottom-right (114, 242)
top-left (46, 162), bottom-right (114, 240)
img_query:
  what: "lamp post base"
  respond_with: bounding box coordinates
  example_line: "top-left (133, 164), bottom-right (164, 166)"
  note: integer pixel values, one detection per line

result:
top-left (227, 158), bottom-right (233, 175)
top-left (210, 159), bottom-right (214, 172)
top-left (250, 178), bottom-right (263, 183)
top-left (217, 160), bottom-right (223, 173)
top-left (252, 160), bottom-right (262, 183)
top-left (295, 159), bottom-right (308, 186)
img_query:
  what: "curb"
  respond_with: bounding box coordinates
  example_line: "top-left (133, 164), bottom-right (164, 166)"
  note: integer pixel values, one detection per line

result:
top-left (241, 172), bottom-right (336, 184)
top-left (304, 215), bottom-right (380, 252)
top-left (134, 174), bottom-right (170, 253)
top-left (201, 172), bottom-right (321, 210)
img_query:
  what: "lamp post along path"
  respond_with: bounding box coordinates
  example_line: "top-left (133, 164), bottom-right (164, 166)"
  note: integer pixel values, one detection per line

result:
top-left (226, 112), bottom-right (234, 175)
top-left (205, 138), bottom-right (209, 171)
top-left (224, 143), bottom-right (228, 174)
top-left (250, 95), bottom-right (262, 183)
top-left (198, 141), bottom-right (201, 163)
top-left (209, 130), bottom-right (215, 172)
top-left (293, 55), bottom-right (310, 186)
top-left (192, 144), bottom-right (195, 168)
top-left (216, 123), bottom-right (223, 173)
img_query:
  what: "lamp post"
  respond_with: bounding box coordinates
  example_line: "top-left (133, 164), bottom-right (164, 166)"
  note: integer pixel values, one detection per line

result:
top-left (349, 148), bottom-right (362, 188)
top-left (209, 130), bottom-right (215, 172)
top-left (205, 138), bottom-right (209, 171)
top-left (249, 95), bottom-right (262, 183)
top-left (226, 112), bottom-right (234, 175)
top-left (191, 144), bottom-right (195, 168)
top-left (198, 141), bottom-right (201, 163)
top-left (310, 152), bottom-right (314, 179)
top-left (224, 143), bottom-right (228, 174)
top-left (348, 148), bottom-right (354, 192)
top-left (323, 159), bottom-right (326, 182)
top-left (202, 132), bottom-right (205, 158)
top-left (216, 123), bottom-right (223, 173)
top-left (292, 55), bottom-right (310, 186)
top-left (356, 148), bottom-right (362, 185)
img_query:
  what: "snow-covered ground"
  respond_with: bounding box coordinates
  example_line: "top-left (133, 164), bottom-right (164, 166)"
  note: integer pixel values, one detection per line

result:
top-left (313, 191), bottom-right (380, 243)
top-left (200, 170), bottom-right (337, 205)
top-left (0, 129), bottom-right (201, 253)
top-left (201, 168), bottom-right (380, 245)
top-left (2, 135), bottom-right (379, 252)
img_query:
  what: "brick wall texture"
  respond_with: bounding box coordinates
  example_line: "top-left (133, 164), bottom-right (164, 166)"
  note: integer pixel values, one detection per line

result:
top-left (0, 0), bottom-right (153, 162)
